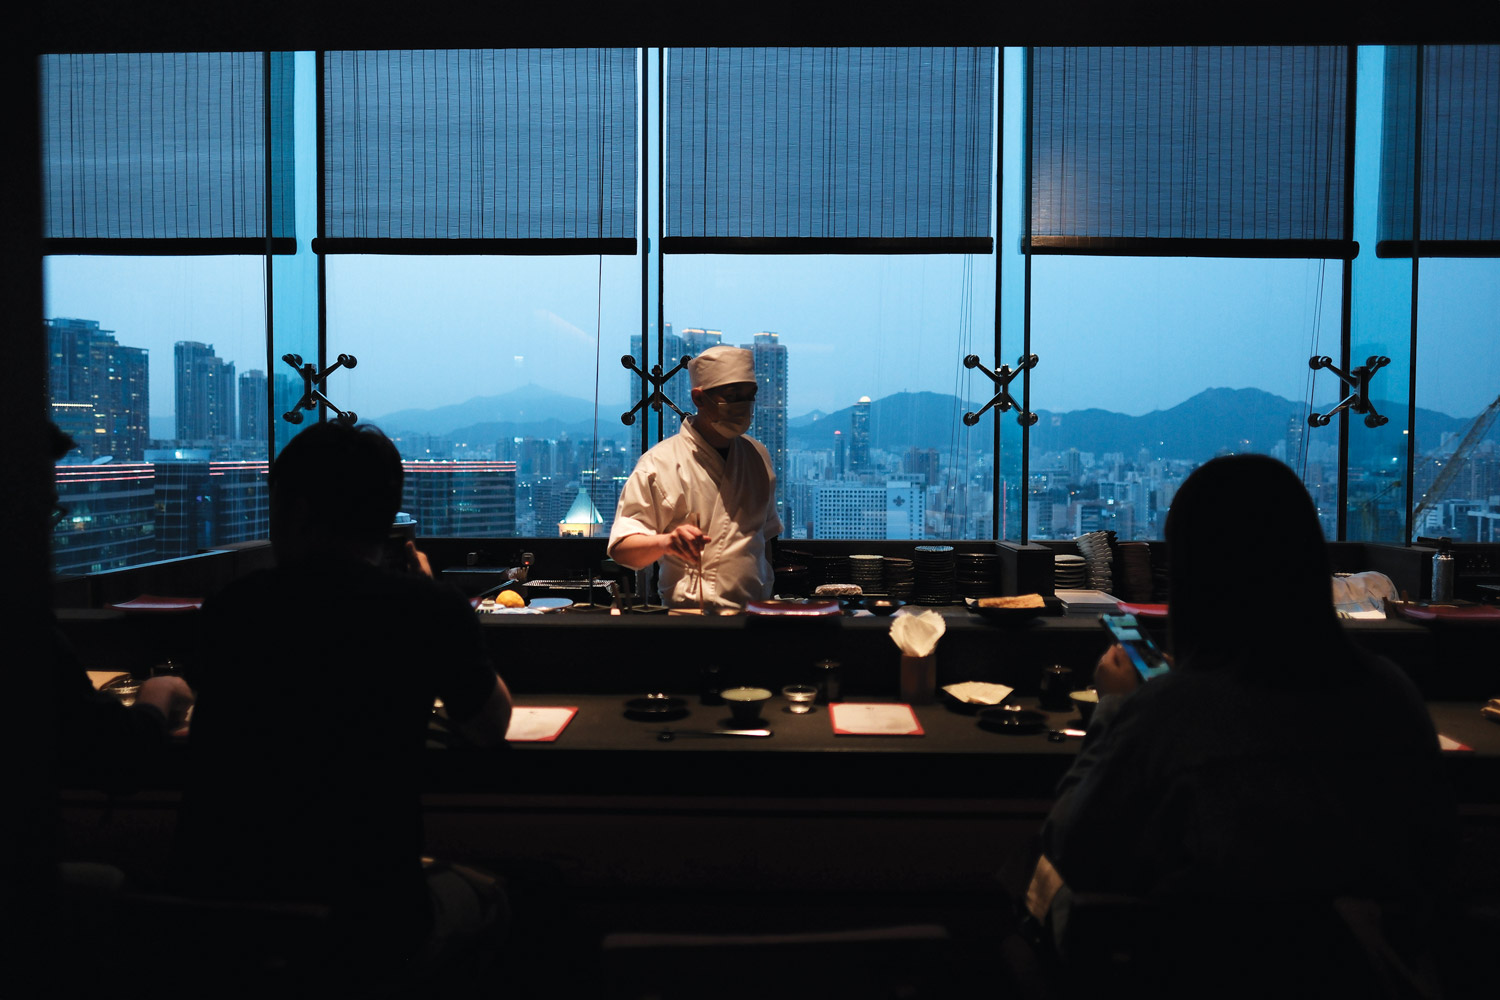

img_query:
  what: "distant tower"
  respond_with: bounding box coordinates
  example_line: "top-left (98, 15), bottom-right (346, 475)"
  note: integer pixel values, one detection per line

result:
top-left (558, 487), bottom-right (604, 538)
top-left (629, 322), bottom-right (690, 446)
top-left (1285, 414), bottom-right (1305, 471)
top-left (748, 332), bottom-right (788, 512)
top-left (680, 328), bottom-right (723, 355)
top-left (850, 396), bottom-right (872, 472)
top-left (833, 430), bottom-right (845, 478)
top-left (1065, 448), bottom-right (1083, 483)
top-left (46, 317), bottom-right (150, 461)
top-left (239, 369), bottom-right (268, 442)
top-left (175, 341), bottom-right (235, 441)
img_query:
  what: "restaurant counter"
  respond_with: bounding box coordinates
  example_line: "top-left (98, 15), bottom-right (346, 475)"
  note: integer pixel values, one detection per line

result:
top-left (58, 690), bottom-right (1500, 911)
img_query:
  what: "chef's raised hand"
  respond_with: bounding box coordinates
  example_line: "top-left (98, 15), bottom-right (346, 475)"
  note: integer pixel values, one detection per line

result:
top-left (666, 522), bottom-right (710, 565)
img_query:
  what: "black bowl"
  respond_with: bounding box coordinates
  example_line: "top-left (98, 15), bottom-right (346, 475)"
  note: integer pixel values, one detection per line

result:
top-left (859, 597), bottom-right (907, 616)
top-left (977, 706), bottom-right (1048, 734)
top-left (624, 694), bottom-right (689, 722)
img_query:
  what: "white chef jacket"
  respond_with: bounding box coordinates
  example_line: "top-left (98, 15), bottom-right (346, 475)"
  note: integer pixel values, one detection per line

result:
top-left (607, 416), bottom-right (783, 610)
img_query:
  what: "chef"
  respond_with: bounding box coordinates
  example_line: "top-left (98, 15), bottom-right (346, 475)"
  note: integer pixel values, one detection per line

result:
top-left (608, 345), bottom-right (782, 610)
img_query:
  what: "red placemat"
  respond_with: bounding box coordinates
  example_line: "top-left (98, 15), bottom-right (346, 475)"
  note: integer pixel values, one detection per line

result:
top-left (110, 594), bottom-right (203, 612)
top-left (1390, 603), bottom-right (1500, 624)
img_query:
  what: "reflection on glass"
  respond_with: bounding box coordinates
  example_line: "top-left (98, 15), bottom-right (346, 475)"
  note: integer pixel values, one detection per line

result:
top-left (1029, 256), bottom-right (1343, 540)
top-left (325, 255), bottom-right (639, 540)
top-left (45, 256), bottom-right (269, 573)
top-left (1412, 259), bottom-right (1500, 544)
top-left (665, 254), bottom-right (998, 542)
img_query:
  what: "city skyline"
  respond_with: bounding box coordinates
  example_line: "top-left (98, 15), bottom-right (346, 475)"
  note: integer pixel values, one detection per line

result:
top-left (48, 302), bottom-right (1500, 563)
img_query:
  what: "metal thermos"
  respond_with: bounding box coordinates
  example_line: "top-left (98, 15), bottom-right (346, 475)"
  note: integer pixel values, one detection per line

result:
top-left (1432, 547), bottom-right (1455, 602)
top-left (814, 659), bottom-right (841, 704)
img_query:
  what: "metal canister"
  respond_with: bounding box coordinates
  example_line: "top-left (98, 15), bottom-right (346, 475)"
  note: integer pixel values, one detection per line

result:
top-left (814, 658), bottom-right (841, 704)
top-left (1040, 664), bottom-right (1075, 711)
top-left (1432, 548), bottom-right (1455, 602)
top-left (700, 664), bottom-right (724, 705)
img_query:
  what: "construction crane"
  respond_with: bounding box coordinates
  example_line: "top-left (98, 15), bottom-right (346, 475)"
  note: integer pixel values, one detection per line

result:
top-left (1411, 391), bottom-right (1500, 531)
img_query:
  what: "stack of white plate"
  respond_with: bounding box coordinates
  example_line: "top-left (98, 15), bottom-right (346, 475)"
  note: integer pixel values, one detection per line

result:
top-left (1075, 531), bottom-right (1114, 591)
top-left (1054, 553), bottom-right (1087, 589)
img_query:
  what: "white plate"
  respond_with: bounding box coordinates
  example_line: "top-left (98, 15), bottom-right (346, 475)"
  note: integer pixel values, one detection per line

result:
top-left (528, 597), bottom-right (573, 611)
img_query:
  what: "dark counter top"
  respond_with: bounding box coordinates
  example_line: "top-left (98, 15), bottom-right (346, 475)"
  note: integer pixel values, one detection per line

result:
top-left (419, 693), bottom-right (1500, 805)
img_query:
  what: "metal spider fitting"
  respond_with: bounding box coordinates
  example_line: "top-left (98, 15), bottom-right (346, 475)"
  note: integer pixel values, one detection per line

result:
top-left (1307, 355), bottom-right (1391, 428)
top-left (962, 353), bottom-right (1040, 427)
top-left (282, 352), bottom-right (359, 426)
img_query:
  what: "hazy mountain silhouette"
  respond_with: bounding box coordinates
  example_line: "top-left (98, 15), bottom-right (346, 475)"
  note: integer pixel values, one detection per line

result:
top-left (361, 383), bottom-right (1488, 465)
top-left (372, 382), bottom-right (611, 435)
top-left (788, 387), bottom-right (1485, 464)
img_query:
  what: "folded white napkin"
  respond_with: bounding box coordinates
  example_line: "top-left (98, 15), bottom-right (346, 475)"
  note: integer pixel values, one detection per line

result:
top-left (890, 607), bottom-right (946, 658)
top-left (941, 681), bottom-right (1014, 705)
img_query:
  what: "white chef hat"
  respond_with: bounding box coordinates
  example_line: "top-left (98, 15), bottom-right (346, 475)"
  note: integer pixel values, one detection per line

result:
top-left (689, 345), bottom-right (755, 391)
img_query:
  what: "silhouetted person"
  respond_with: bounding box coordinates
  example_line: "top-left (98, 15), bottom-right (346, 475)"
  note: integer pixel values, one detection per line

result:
top-left (1033, 455), bottom-right (1453, 993)
top-left (51, 420), bottom-right (193, 788)
top-left (173, 422), bottom-right (512, 987)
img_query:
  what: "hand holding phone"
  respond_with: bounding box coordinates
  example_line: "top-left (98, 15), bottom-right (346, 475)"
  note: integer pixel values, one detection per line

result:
top-left (1099, 613), bottom-right (1171, 682)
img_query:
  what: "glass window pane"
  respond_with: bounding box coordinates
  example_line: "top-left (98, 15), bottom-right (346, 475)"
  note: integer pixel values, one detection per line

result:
top-left (663, 253), bottom-right (998, 541)
top-left (1029, 256), bottom-right (1343, 540)
top-left (1413, 259), bottom-right (1500, 542)
top-left (325, 255), bottom-right (640, 539)
top-left (45, 256), bottom-right (269, 573)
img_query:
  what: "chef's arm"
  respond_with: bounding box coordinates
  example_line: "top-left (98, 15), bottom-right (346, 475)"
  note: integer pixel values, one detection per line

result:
top-left (612, 525), bottom-right (708, 569)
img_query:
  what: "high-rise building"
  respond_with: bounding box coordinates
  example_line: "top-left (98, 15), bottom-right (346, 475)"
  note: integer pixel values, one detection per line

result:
top-left (150, 455), bottom-right (216, 558)
top-left (174, 341), bottom-right (236, 442)
top-left (679, 328), bottom-right (723, 355)
top-left (850, 396), bottom-right (872, 472)
top-left (51, 462), bottom-right (158, 573)
top-left (239, 369), bottom-right (268, 442)
top-left (810, 481), bottom-right (925, 540)
top-left (401, 461), bottom-right (517, 536)
top-left (628, 323), bottom-right (690, 446)
top-left (747, 331), bottom-right (788, 516)
top-left (46, 317), bottom-right (150, 462)
top-left (904, 448), bottom-right (940, 486)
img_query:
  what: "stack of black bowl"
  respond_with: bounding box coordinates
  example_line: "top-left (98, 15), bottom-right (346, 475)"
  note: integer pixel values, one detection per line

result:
top-left (848, 554), bottom-right (885, 596)
top-left (913, 545), bottom-right (956, 605)
top-left (883, 556), bottom-right (915, 600)
top-left (955, 551), bottom-right (1003, 598)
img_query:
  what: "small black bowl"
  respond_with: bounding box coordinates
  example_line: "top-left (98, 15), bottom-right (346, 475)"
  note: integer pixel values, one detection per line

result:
top-left (977, 706), bottom-right (1048, 735)
top-left (859, 597), bottom-right (907, 616)
top-left (624, 694), bottom-right (689, 722)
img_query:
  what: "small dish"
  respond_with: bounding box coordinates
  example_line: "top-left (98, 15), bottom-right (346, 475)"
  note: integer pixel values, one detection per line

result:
top-left (745, 598), bottom-right (842, 616)
top-left (624, 694), bottom-right (689, 721)
top-left (1069, 689), bottom-right (1099, 725)
top-left (859, 597), bottom-right (907, 616)
top-left (977, 706), bottom-right (1048, 734)
top-left (964, 596), bottom-right (1060, 623)
top-left (719, 686), bottom-right (773, 726)
top-left (940, 688), bottom-right (1003, 715)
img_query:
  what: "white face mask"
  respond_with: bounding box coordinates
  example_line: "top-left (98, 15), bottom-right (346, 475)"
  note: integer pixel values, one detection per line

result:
top-left (710, 401), bottom-right (754, 439)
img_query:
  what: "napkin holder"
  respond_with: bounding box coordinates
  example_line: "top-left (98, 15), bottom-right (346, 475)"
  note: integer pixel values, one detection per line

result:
top-left (900, 653), bottom-right (936, 705)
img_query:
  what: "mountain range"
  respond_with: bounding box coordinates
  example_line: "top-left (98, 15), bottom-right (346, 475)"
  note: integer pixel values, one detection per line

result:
top-left (325, 383), bottom-right (1491, 466)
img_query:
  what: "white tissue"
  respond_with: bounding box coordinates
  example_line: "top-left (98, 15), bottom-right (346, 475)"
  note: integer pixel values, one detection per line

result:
top-left (890, 607), bottom-right (946, 658)
top-left (1331, 571), bottom-right (1397, 616)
